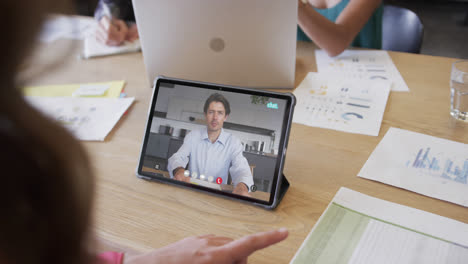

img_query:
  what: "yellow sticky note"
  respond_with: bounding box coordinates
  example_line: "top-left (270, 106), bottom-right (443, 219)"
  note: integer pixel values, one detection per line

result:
top-left (22, 80), bottom-right (126, 98)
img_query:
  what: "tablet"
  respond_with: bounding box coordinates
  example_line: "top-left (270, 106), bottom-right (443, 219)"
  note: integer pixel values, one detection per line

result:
top-left (136, 76), bottom-right (295, 209)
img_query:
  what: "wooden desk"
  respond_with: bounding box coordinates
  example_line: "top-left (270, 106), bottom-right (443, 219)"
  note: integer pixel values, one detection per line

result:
top-left (25, 40), bottom-right (468, 263)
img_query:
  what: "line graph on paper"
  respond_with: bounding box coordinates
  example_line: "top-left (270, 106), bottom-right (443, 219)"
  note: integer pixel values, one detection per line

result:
top-left (405, 147), bottom-right (468, 185)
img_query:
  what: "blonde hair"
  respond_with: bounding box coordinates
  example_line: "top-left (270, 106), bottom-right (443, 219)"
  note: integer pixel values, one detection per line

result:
top-left (0, 0), bottom-right (95, 263)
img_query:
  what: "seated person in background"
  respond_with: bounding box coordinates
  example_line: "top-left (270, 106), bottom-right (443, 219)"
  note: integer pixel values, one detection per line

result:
top-left (1, 0), bottom-right (288, 263)
top-left (94, 0), bottom-right (381, 54)
top-left (168, 93), bottom-right (254, 197)
top-left (298, 0), bottom-right (383, 56)
top-left (94, 0), bottom-right (138, 46)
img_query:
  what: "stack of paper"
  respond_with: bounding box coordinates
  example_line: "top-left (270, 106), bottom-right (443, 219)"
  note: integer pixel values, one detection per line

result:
top-left (293, 72), bottom-right (391, 136)
top-left (82, 36), bottom-right (141, 59)
top-left (291, 188), bottom-right (468, 264)
top-left (23, 81), bottom-right (134, 141)
top-left (23, 81), bottom-right (125, 98)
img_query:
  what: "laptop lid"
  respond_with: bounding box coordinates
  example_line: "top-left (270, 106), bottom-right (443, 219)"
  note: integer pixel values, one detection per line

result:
top-left (133, 0), bottom-right (297, 89)
top-left (136, 76), bottom-right (295, 209)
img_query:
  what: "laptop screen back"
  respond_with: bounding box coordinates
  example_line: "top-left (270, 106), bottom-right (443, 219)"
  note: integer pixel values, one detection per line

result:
top-left (133, 0), bottom-right (298, 89)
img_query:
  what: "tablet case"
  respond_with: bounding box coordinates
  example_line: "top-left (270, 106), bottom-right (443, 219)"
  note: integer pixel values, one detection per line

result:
top-left (137, 76), bottom-right (295, 209)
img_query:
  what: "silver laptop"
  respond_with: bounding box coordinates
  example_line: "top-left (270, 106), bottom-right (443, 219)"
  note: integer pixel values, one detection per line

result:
top-left (133, 0), bottom-right (297, 89)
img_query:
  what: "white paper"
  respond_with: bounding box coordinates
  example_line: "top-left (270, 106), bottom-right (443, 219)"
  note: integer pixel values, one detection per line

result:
top-left (315, 50), bottom-right (409, 92)
top-left (72, 83), bottom-right (110, 96)
top-left (290, 187), bottom-right (468, 264)
top-left (39, 15), bottom-right (95, 43)
top-left (358, 127), bottom-right (468, 207)
top-left (293, 72), bottom-right (391, 136)
top-left (82, 34), bottom-right (141, 59)
top-left (26, 97), bottom-right (135, 141)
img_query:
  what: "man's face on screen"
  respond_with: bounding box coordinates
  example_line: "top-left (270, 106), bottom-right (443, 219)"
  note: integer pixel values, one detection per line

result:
top-left (205, 101), bottom-right (228, 132)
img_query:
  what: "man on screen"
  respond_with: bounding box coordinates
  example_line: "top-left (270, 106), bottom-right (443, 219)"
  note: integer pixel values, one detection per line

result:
top-left (168, 93), bottom-right (253, 197)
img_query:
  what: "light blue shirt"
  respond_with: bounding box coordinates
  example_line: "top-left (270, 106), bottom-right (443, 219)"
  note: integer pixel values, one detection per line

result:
top-left (168, 128), bottom-right (254, 190)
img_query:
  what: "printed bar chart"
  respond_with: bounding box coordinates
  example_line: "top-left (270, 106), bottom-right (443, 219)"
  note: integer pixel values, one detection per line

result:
top-left (406, 147), bottom-right (468, 184)
top-left (358, 127), bottom-right (468, 207)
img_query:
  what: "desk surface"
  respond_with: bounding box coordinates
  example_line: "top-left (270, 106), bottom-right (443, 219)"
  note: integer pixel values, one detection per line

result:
top-left (25, 40), bottom-right (468, 263)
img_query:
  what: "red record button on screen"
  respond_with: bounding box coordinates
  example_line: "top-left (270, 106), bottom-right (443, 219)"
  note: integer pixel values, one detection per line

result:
top-left (216, 177), bottom-right (222, 184)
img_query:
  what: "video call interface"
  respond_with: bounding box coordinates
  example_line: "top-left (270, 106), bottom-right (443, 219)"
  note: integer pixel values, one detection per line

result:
top-left (140, 82), bottom-right (288, 202)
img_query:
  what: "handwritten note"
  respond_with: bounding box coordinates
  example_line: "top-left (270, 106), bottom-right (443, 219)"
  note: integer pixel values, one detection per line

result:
top-left (82, 34), bottom-right (141, 59)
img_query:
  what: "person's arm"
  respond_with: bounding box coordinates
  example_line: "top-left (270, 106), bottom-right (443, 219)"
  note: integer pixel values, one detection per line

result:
top-left (229, 139), bottom-right (254, 196)
top-left (94, 0), bottom-right (138, 46)
top-left (167, 132), bottom-right (193, 183)
top-left (298, 0), bottom-right (381, 56)
top-left (232, 182), bottom-right (249, 196)
top-left (123, 228), bottom-right (288, 264)
top-left (172, 167), bottom-right (190, 183)
top-left (98, 251), bottom-right (124, 264)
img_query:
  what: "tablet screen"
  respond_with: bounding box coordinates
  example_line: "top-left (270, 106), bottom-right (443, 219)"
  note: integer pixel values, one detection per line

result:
top-left (138, 78), bottom-right (294, 205)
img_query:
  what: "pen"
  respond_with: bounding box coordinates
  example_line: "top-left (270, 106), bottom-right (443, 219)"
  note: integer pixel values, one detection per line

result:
top-left (101, 3), bottom-right (115, 21)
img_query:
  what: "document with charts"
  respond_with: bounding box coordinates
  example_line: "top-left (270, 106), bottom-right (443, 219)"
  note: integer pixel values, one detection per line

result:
top-left (25, 97), bottom-right (135, 141)
top-left (358, 127), bottom-right (468, 207)
top-left (293, 72), bottom-right (391, 136)
top-left (315, 50), bottom-right (409, 92)
top-left (290, 188), bottom-right (468, 264)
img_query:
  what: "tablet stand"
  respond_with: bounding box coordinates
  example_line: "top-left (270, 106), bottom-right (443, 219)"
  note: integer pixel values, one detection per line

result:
top-left (277, 174), bottom-right (290, 204)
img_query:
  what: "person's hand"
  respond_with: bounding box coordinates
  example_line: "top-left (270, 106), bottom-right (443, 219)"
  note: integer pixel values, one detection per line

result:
top-left (125, 23), bottom-right (139, 42)
top-left (232, 183), bottom-right (250, 197)
top-left (123, 228), bottom-right (288, 264)
top-left (173, 167), bottom-right (191, 183)
top-left (96, 16), bottom-right (129, 46)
